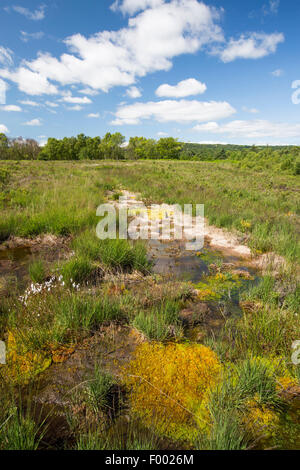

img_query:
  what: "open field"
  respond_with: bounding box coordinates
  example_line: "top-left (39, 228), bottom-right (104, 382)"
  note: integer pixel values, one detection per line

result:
top-left (0, 159), bottom-right (299, 450)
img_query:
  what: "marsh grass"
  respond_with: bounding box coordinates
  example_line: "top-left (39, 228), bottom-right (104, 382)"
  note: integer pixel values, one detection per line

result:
top-left (89, 160), bottom-right (299, 262)
top-left (9, 290), bottom-right (125, 352)
top-left (75, 419), bottom-right (160, 450)
top-left (29, 260), bottom-right (46, 284)
top-left (0, 383), bottom-right (46, 451)
top-left (1, 160), bottom-right (299, 451)
top-left (60, 230), bottom-right (150, 285)
top-left (0, 408), bottom-right (42, 450)
top-left (84, 366), bottom-right (115, 415)
top-left (0, 161), bottom-right (105, 240)
top-left (132, 300), bottom-right (182, 341)
top-left (235, 357), bottom-right (284, 410)
top-left (1, 160), bottom-right (299, 261)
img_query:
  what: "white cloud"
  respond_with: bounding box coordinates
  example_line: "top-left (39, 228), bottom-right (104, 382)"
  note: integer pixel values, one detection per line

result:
top-left (0, 67), bottom-right (58, 95)
top-left (1, 105), bottom-right (22, 112)
top-left (87, 113), bottom-right (100, 118)
top-left (111, 0), bottom-right (164, 15)
top-left (38, 138), bottom-right (48, 147)
top-left (155, 78), bottom-right (207, 98)
top-left (19, 99), bottom-right (40, 107)
top-left (78, 88), bottom-right (99, 96)
top-left (271, 68), bottom-right (283, 77)
top-left (23, 118), bottom-right (42, 126)
top-left (157, 131), bottom-right (168, 136)
top-left (0, 46), bottom-right (13, 65)
top-left (126, 86), bottom-right (142, 98)
top-left (20, 31), bottom-right (44, 42)
top-left (242, 106), bottom-right (259, 114)
top-left (216, 32), bottom-right (284, 62)
top-left (62, 95), bottom-right (92, 104)
top-left (3, 0), bottom-right (223, 95)
top-left (11, 5), bottom-right (46, 21)
top-left (67, 105), bottom-right (83, 111)
top-left (263, 0), bottom-right (280, 15)
top-left (193, 119), bottom-right (300, 139)
top-left (45, 101), bottom-right (59, 108)
top-left (0, 124), bottom-right (8, 133)
top-left (0, 0), bottom-right (284, 101)
top-left (112, 99), bottom-right (236, 125)
top-left (193, 140), bottom-right (229, 144)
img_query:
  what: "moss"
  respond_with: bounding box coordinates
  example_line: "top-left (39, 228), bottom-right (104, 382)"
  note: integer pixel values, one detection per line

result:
top-left (122, 342), bottom-right (221, 443)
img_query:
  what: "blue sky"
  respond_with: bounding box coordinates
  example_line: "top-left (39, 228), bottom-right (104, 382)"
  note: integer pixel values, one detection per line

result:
top-left (0, 0), bottom-right (300, 145)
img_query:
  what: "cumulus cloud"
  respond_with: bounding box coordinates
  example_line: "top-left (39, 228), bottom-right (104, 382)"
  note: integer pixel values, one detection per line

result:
top-left (0, 67), bottom-right (58, 95)
top-left (111, 0), bottom-right (164, 15)
top-left (19, 99), bottom-right (40, 107)
top-left (45, 101), bottom-right (59, 108)
top-left (20, 31), bottom-right (45, 43)
top-left (0, 124), bottom-right (8, 133)
top-left (112, 99), bottom-right (236, 125)
top-left (0, 46), bottom-right (13, 66)
top-left (193, 120), bottom-right (300, 139)
top-left (1, 105), bottom-right (22, 112)
top-left (62, 95), bottom-right (92, 104)
top-left (66, 105), bottom-right (83, 111)
top-left (155, 78), bottom-right (207, 98)
top-left (10, 5), bottom-right (46, 21)
top-left (0, 1), bottom-right (284, 100)
top-left (87, 113), bottom-right (100, 118)
top-left (78, 88), bottom-right (99, 96)
top-left (126, 86), bottom-right (142, 98)
top-left (216, 32), bottom-right (284, 62)
top-left (1, 0), bottom-right (223, 95)
top-left (23, 118), bottom-right (42, 126)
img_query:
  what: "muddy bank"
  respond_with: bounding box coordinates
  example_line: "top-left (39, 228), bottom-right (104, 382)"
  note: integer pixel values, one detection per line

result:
top-left (0, 234), bottom-right (71, 294)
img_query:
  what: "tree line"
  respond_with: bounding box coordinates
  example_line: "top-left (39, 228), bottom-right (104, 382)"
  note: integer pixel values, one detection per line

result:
top-left (0, 132), bottom-right (299, 174)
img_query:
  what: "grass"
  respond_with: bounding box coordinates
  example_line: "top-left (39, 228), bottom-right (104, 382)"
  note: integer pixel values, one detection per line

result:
top-left (0, 159), bottom-right (299, 450)
top-left (0, 161), bottom-right (105, 241)
top-left (86, 160), bottom-right (299, 262)
top-left (132, 300), bottom-right (182, 341)
top-left (8, 290), bottom-right (126, 352)
top-left (0, 410), bottom-right (41, 450)
top-left (29, 260), bottom-right (46, 283)
top-left (0, 160), bottom-right (299, 261)
top-left (84, 366), bottom-right (116, 415)
top-left (235, 357), bottom-right (284, 409)
top-left (60, 230), bottom-right (150, 285)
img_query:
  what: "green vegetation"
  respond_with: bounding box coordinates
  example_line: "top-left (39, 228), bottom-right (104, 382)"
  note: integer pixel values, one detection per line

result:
top-left (1, 131), bottom-right (300, 176)
top-left (0, 157), bottom-right (299, 451)
top-left (132, 300), bottom-right (182, 340)
top-left (28, 260), bottom-right (46, 284)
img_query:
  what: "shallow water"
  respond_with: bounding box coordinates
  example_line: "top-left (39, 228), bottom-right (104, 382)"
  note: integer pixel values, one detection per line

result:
top-left (148, 239), bottom-right (209, 282)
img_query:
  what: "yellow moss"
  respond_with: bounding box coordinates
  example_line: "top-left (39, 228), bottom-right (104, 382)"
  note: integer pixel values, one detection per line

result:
top-left (244, 396), bottom-right (280, 439)
top-left (49, 343), bottom-right (75, 363)
top-left (122, 342), bottom-right (221, 442)
top-left (276, 375), bottom-right (298, 391)
top-left (5, 331), bottom-right (52, 384)
top-left (195, 272), bottom-right (242, 301)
